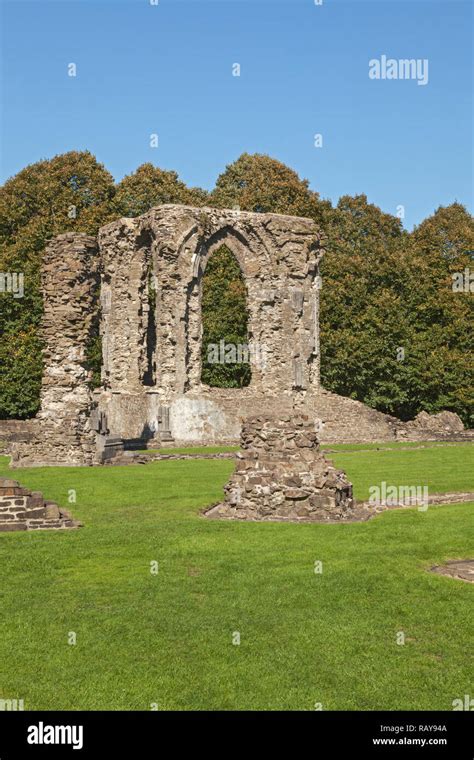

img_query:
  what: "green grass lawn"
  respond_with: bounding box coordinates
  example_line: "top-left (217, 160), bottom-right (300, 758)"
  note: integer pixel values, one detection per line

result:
top-left (330, 443), bottom-right (474, 500)
top-left (141, 445), bottom-right (239, 455)
top-left (142, 441), bottom-right (470, 457)
top-left (321, 441), bottom-right (470, 452)
top-left (0, 444), bottom-right (472, 711)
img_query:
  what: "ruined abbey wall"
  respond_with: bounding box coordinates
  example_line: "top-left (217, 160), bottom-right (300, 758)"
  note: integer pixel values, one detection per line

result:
top-left (12, 234), bottom-right (99, 466)
top-left (8, 204), bottom-right (469, 468)
top-left (11, 205), bottom-right (324, 464)
top-left (96, 205), bottom-right (323, 445)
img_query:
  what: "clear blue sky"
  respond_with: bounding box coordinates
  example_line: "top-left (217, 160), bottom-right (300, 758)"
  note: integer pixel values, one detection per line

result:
top-left (1, 0), bottom-right (472, 229)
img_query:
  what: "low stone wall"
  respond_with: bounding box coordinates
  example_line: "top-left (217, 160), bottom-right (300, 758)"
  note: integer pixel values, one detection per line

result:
top-left (95, 387), bottom-right (295, 444)
top-left (397, 411), bottom-right (470, 441)
top-left (309, 390), bottom-right (399, 443)
top-left (0, 478), bottom-right (82, 531)
top-left (0, 420), bottom-right (35, 443)
top-left (4, 393), bottom-right (471, 469)
top-left (308, 391), bottom-right (471, 444)
top-left (96, 386), bottom-right (471, 449)
top-left (9, 419), bottom-right (97, 468)
top-left (205, 414), bottom-right (361, 522)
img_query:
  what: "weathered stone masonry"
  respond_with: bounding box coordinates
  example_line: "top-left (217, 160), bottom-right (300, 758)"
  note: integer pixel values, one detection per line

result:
top-left (0, 478), bottom-right (81, 531)
top-left (8, 203), bottom-right (470, 468)
top-left (12, 234), bottom-right (99, 466)
top-left (205, 415), bottom-right (358, 522)
top-left (97, 205), bottom-right (323, 444)
top-left (12, 205), bottom-right (324, 465)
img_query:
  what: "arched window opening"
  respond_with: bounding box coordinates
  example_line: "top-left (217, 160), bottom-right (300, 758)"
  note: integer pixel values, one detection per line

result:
top-left (201, 245), bottom-right (251, 388)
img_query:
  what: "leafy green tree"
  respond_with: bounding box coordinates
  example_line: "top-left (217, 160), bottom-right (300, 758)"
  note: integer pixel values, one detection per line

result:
top-left (0, 329), bottom-right (43, 419)
top-left (113, 163), bottom-right (208, 217)
top-left (319, 195), bottom-right (412, 415)
top-left (406, 203), bottom-right (474, 425)
top-left (211, 152), bottom-right (331, 224)
top-left (0, 151), bottom-right (115, 417)
top-left (0, 150), bottom-right (116, 246)
top-left (320, 198), bottom-right (474, 425)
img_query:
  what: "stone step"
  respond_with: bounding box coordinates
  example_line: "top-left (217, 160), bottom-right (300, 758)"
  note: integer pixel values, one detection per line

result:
top-left (0, 478), bottom-right (82, 532)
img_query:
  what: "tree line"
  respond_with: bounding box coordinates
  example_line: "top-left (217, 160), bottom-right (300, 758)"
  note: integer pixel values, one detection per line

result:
top-left (0, 151), bottom-right (472, 425)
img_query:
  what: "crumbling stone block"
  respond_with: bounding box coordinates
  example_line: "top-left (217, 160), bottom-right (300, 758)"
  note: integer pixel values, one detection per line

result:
top-left (204, 414), bottom-right (357, 522)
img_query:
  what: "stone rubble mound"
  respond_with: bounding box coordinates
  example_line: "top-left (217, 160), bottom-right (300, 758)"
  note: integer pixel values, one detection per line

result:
top-left (205, 414), bottom-right (369, 522)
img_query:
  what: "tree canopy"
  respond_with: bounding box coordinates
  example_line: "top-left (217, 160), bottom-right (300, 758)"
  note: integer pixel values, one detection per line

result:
top-left (114, 163), bottom-right (208, 218)
top-left (1, 151), bottom-right (472, 426)
top-left (0, 151), bottom-right (116, 418)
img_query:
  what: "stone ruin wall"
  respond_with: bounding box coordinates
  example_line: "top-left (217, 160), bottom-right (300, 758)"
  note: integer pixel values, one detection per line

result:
top-left (10, 204), bottom-right (324, 464)
top-left (7, 204), bottom-right (470, 467)
top-left (96, 205), bottom-right (323, 445)
top-left (309, 396), bottom-right (471, 444)
top-left (12, 234), bottom-right (99, 466)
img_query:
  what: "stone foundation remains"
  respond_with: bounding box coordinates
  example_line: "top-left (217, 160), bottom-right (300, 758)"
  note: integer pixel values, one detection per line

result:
top-left (205, 415), bottom-right (360, 522)
top-left (430, 560), bottom-right (474, 584)
top-left (0, 478), bottom-right (82, 531)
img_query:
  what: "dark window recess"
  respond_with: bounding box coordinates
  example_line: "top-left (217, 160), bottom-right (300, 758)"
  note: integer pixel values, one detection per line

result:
top-left (143, 271), bottom-right (157, 386)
